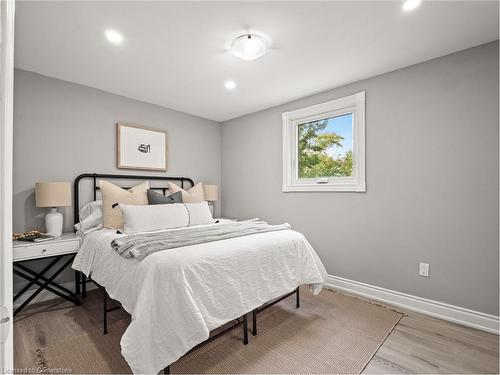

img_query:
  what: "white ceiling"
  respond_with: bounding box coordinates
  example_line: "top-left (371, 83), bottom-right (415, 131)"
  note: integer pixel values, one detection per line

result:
top-left (15, 1), bottom-right (499, 122)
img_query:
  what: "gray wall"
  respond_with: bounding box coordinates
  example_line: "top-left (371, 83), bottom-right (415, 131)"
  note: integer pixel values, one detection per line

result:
top-left (221, 42), bottom-right (499, 315)
top-left (13, 69), bottom-right (221, 291)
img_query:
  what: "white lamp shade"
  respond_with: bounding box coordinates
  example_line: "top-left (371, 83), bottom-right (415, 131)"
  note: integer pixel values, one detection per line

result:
top-left (203, 185), bottom-right (218, 202)
top-left (35, 182), bottom-right (71, 208)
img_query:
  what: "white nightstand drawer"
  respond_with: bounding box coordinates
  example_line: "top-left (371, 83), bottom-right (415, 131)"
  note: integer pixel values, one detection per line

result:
top-left (13, 239), bottom-right (79, 262)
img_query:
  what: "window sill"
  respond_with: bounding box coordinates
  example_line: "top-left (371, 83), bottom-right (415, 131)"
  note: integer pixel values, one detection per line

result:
top-left (282, 183), bottom-right (366, 192)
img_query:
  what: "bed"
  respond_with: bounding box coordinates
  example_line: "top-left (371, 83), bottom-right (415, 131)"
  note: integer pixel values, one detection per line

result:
top-left (71, 173), bottom-right (328, 374)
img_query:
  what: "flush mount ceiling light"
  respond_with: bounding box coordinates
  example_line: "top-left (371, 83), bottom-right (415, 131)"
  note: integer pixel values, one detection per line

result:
top-left (225, 80), bottom-right (237, 90)
top-left (230, 34), bottom-right (269, 61)
top-left (105, 29), bottom-right (124, 45)
top-left (402, 0), bottom-right (421, 11)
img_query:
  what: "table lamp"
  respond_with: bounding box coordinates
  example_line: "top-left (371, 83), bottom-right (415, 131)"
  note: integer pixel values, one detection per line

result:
top-left (35, 182), bottom-right (71, 237)
top-left (203, 184), bottom-right (218, 216)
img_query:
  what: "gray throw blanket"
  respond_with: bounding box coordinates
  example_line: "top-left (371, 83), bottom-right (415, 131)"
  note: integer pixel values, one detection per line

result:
top-left (111, 219), bottom-right (291, 260)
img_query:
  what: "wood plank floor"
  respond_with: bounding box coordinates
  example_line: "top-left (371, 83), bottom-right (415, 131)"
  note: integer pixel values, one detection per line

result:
top-left (13, 288), bottom-right (499, 374)
top-left (363, 313), bottom-right (499, 374)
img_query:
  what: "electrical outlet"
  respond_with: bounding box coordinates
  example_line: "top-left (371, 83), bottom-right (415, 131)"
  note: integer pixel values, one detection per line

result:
top-left (419, 262), bottom-right (430, 277)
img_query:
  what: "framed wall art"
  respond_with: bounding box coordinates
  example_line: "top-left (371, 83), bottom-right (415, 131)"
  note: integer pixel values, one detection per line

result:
top-left (116, 123), bottom-right (167, 171)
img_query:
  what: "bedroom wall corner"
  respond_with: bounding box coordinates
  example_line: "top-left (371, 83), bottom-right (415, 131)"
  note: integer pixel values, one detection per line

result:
top-left (221, 41), bottom-right (500, 317)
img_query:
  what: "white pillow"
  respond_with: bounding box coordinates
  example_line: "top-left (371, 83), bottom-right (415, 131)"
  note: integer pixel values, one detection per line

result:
top-left (74, 200), bottom-right (103, 234)
top-left (185, 201), bottom-right (214, 226)
top-left (79, 200), bottom-right (103, 221)
top-left (120, 203), bottom-right (189, 234)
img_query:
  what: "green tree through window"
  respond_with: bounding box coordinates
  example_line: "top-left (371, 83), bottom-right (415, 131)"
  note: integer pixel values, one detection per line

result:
top-left (298, 115), bottom-right (353, 178)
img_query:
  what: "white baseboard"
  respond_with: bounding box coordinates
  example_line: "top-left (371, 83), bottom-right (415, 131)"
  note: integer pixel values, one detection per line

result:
top-left (326, 275), bottom-right (499, 335)
top-left (14, 280), bottom-right (97, 310)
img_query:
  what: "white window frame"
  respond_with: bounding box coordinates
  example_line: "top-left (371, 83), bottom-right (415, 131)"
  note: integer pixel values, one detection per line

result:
top-left (282, 91), bottom-right (366, 192)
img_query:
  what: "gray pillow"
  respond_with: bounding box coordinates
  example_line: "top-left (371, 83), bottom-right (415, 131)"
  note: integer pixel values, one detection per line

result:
top-left (147, 190), bottom-right (183, 205)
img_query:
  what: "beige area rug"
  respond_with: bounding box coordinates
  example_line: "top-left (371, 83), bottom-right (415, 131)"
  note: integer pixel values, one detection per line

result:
top-left (37, 289), bottom-right (402, 374)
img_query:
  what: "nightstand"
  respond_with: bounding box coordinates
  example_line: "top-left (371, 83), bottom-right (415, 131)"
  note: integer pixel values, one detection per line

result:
top-left (13, 233), bottom-right (81, 316)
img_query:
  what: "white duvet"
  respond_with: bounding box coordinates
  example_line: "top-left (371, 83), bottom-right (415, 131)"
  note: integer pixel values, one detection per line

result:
top-left (72, 222), bottom-right (327, 374)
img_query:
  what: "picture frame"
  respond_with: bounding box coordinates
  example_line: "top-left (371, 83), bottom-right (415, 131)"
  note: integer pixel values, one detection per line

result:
top-left (116, 123), bottom-right (167, 171)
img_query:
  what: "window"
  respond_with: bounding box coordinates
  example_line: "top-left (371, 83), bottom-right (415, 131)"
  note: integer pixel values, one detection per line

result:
top-left (282, 92), bottom-right (365, 192)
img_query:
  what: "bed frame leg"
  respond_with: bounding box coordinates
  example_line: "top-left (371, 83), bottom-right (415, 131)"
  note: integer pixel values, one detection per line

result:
top-left (75, 271), bottom-right (81, 295)
top-left (103, 288), bottom-right (108, 335)
top-left (82, 273), bottom-right (87, 298)
top-left (163, 365), bottom-right (171, 374)
top-left (296, 286), bottom-right (300, 308)
top-left (252, 310), bottom-right (257, 336)
top-left (243, 313), bottom-right (248, 345)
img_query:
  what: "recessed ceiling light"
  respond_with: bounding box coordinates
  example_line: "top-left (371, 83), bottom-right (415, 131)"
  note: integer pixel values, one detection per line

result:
top-left (105, 29), bottom-right (124, 45)
top-left (402, 0), bottom-right (421, 11)
top-left (225, 80), bottom-right (237, 90)
top-left (230, 34), bottom-right (269, 61)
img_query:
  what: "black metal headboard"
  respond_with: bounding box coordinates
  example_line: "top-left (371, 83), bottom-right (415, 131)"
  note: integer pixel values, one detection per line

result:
top-left (73, 173), bottom-right (195, 225)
